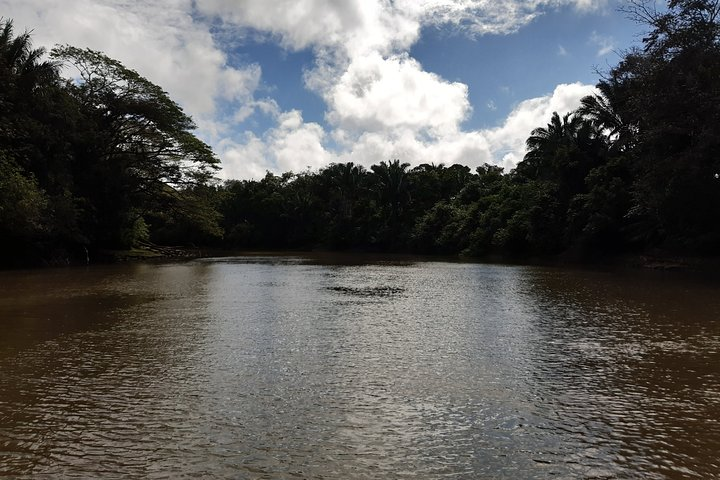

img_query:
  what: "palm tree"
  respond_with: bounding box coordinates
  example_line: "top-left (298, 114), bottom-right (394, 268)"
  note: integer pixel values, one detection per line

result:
top-left (522, 112), bottom-right (582, 178)
top-left (325, 162), bottom-right (366, 218)
top-left (371, 159), bottom-right (411, 221)
top-left (577, 80), bottom-right (634, 153)
top-left (520, 111), bottom-right (605, 195)
top-left (413, 162), bottom-right (445, 174)
top-left (0, 18), bottom-right (58, 95)
top-left (0, 18), bottom-right (60, 177)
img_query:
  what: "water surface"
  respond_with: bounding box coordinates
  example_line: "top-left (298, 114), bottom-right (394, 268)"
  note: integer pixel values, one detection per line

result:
top-left (1, 256), bottom-right (719, 478)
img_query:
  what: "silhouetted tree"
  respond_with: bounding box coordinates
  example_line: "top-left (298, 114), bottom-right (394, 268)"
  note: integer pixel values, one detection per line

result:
top-left (50, 45), bottom-right (221, 247)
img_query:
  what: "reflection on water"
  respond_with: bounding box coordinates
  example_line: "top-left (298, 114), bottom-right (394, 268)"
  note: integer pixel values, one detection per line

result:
top-left (1, 257), bottom-right (719, 478)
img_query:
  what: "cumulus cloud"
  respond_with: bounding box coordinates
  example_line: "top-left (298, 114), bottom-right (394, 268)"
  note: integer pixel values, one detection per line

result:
top-left (332, 82), bottom-right (596, 173)
top-left (216, 135), bottom-right (270, 181)
top-left (192, 0), bottom-right (607, 177)
top-left (484, 82), bottom-right (598, 169)
top-left (336, 129), bottom-right (494, 171)
top-left (197, 0), bottom-right (609, 53)
top-left (403, 0), bottom-right (608, 37)
top-left (1, 0), bottom-right (605, 179)
top-left (197, 0), bottom-right (420, 58)
top-left (271, 111), bottom-right (333, 172)
top-left (0, 0), bottom-right (262, 139)
top-left (216, 110), bottom-right (332, 179)
top-left (215, 82), bottom-right (594, 179)
top-left (326, 52), bottom-right (469, 137)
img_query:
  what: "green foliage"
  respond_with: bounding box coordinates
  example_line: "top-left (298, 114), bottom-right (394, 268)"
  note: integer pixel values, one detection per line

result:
top-left (0, 151), bottom-right (47, 237)
top-left (50, 45), bottom-right (218, 180)
top-left (4, 2), bottom-right (720, 266)
top-left (47, 45), bottom-right (221, 248)
top-left (46, 46), bottom-right (222, 248)
top-left (412, 201), bottom-right (464, 253)
top-left (0, 19), bottom-right (221, 264)
top-left (611, 0), bottom-right (720, 250)
top-left (120, 215), bottom-right (151, 248)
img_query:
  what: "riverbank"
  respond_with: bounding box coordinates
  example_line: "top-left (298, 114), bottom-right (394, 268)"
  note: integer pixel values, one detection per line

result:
top-left (4, 241), bottom-right (720, 277)
top-left (108, 246), bottom-right (720, 275)
top-left (99, 242), bottom-right (204, 263)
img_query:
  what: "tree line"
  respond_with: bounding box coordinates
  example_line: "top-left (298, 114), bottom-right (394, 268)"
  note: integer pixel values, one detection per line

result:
top-left (2, 0), bottom-right (720, 266)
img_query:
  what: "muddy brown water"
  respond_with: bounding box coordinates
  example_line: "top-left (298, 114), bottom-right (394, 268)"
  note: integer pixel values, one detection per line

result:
top-left (1, 256), bottom-right (719, 478)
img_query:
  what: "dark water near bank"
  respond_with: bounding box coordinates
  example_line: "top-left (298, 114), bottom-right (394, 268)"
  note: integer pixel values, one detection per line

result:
top-left (1, 256), bottom-right (719, 478)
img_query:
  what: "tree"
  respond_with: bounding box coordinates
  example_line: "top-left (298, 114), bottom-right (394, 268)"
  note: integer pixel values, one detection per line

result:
top-left (317, 162), bottom-right (370, 247)
top-left (622, 0), bottom-right (720, 56)
top-left (371, 159), bottom-right (411, 220)
top-left (522, 113), bottom-right (597, 179)
top-left (613, 0), bottom-right (720, 250)
top-left (324, 162), bottom-right (366, 219)
top-left (370, 159), bottom-right (412, 248)
top-left (577, 80), bottom-right (635, 154)
top-left (520, 111), bottom-right (606, 198)
top-left (0, 19), bottom-right (58, 98)
top-left (50, 45), bottom-right (221, 247)
top-left (0, 18), bottom-right (64, 181)
top-left (0, 19), bottom-right (88, 264)
top-left (0, 151), bottom-right (46, 239)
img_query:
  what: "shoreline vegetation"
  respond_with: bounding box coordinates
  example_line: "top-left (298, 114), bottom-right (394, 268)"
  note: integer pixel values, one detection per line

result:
top-left (3, 2), bottom-right (720, 271)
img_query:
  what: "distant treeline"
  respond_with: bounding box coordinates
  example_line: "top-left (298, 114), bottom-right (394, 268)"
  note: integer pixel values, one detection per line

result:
top-left (2, 1), bottom-right (720, 266)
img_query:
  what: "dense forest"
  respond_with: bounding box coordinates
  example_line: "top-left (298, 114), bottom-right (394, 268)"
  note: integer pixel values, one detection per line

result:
top-left (2, 1), bottom-right (720, 267)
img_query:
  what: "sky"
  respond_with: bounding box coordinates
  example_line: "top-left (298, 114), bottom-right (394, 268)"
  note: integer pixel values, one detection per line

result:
top-left (1, 0), bottom-right (644, 179)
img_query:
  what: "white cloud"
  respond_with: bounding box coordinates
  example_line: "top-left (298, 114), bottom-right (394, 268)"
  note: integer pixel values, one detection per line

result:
top-left (325, 52), bottom-right (470, 137)
top-left (233, 98), bottom-right (280, 124)
top-left (217, 111), bottom-right (332, 179)
top-left (391, 0), bottom-right (609, 38)
top-left (271, 111), bottom-right (333, 172)
top-left (337, 129), bottom-right (494, 171)
top-left (0, 0), bottom-right (261, 139)
top-left (1, 0), bottom-right (605, 180)
top-left (484, 82), bottom-right (597, 169)
top-left (196, 0), bottom-right (420, 58)
top-left (590, 31), bottom-right (616, 57)
top-left (216, 82), bottom-right (595, 179)
top-left (216, 135), bottom-right (270, 181)
top-left (345, 82), bottom-right (596, 172)
top-left (196, 0), bottom-right (610, 65)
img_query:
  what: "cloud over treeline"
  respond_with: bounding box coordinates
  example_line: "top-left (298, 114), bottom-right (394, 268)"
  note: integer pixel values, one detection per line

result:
top-left (1, 0), bottom-right (604, 178)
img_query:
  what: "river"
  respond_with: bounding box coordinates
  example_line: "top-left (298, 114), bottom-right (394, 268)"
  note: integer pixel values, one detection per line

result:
top-left (1, 255), bottom-right (719, 478)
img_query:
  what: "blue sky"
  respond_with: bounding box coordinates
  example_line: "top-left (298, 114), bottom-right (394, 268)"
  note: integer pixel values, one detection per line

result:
top-left (239, 3), bottom-right (640, 131)
top-left (410, 7), bottom-right (639, 128)
top-left (2, 0), bottom-right (646, 179)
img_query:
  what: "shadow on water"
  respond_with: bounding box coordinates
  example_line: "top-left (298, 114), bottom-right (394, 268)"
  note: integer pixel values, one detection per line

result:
top-left (0, 262), bottom-right (216, 477)
top-left (0, 265), bottom-right (159, 358)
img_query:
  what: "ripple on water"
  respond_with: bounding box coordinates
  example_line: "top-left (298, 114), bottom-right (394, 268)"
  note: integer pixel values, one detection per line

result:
top-left (0, 259), bottom-right (719, 478)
